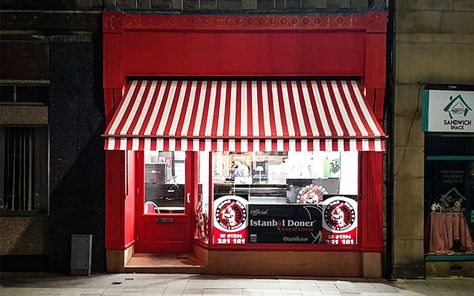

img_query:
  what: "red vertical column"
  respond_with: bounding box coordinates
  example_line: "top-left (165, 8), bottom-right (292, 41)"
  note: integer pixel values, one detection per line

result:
top-left (103, 11), bottom-right (127, 250)
top-left (360, 11), bottom-right (387, 253)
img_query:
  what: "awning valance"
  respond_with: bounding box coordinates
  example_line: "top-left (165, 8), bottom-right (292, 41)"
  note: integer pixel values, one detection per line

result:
top-left (104, 80), bottom-right (385, 152)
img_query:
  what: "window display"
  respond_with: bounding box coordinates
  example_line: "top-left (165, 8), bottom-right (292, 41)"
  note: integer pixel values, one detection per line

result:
top-left (210, 151), bottom-right (359, 245)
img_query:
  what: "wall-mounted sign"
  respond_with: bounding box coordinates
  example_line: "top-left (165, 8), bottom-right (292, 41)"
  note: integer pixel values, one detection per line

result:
top-left (423, 89), bottom-right (474, 133)
top-left (322, 196), bottom-right (358, 245)
top-left (248, 204), bottom-right (323, 244)
top-left (213, 195), bottom-right (248, 244)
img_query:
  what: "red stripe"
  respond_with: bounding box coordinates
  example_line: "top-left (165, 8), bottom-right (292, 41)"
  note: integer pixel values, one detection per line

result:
top-left (285, 81), bottom-right (301, 137)
top-left (266, 81), bottom-right (277, 136)
top-left (175, 81), bottom-right (193, 136)
top-left (295, 140), bottom-right (301, 151)
top-left (199, 140), bottom-right (205, 151)
top-left (296, 81), bottom-right (313, 136)
top-left (235, 140), bottom-right (241, 152)
top-left (199, 82), bottom-right (213, 137)
top-left (139, 139), bottom-right (145, 150)
top-left (256, 81), bottom-right (265, 136)
top-left (247, 81), bottom-right (253, 137)
top-left (115, 81), bottom-right (143, 136)
top-left (368, 139), bottom-right (375, 151)
top-left (163, 81), bottom-right (183, 137)
top-left (344, 139), bottom-right (350, 151)
top-left (150, 139), bottom-right (157, 151)
top-left (175, 139), bottom-right (181, 151)
top-left (347, 82), bottom-right (374, 136)
top-left (138, 81), bottom-right (162, 136)
top-left (276, 81), bottom-right (289, 137)
top-left (235, 81), bottom-right (242, 136)
top-left (211, 81), bottom-right (222, 136)
top-left (125, 81), bottom-right (152, 136)
top-left (126, 139), bottom-right (133, 150)
top-left (187, 81), bottom-right (203, 136)
top-left (223, 81), bottom-right (232, 137)
top-left (151, 81), bottom-right (172, 136)
top-left (326, 81), bottom-right (349, 137)
top-left (337, 81), bottom-right (362, 137)
top-left (305, 81), bottom-right (324, 136)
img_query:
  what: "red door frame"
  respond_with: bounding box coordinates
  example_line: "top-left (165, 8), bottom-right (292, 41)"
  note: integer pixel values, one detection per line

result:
top-left (103, 10), bottom-right (387, 254)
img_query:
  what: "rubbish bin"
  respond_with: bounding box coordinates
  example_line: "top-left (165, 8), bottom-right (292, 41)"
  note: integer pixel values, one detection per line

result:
top-left (71, 234), bottom-right (92, 276)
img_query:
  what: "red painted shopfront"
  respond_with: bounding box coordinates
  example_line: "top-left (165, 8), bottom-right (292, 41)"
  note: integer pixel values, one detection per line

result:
top-left (102, 9), bottom-right (387, 277)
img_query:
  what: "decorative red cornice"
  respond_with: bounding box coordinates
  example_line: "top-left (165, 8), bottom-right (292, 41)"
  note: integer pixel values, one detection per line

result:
top-left (103, 11), bottom-right (124, 33)
top-left (120, 12), bottom-right (386, 32)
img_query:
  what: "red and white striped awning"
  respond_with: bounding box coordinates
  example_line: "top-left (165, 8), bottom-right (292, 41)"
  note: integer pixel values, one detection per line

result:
top-left (104, 80), bottom-right (385, 152)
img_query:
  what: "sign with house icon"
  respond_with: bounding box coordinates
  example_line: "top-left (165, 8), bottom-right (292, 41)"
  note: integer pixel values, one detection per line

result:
top-left (423, 89), bottom-right (474, 133)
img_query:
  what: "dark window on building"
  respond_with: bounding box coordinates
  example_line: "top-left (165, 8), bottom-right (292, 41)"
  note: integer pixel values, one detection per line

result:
top-left (0, 84), bottom-right (49, 104)
top-left (0, 127), bottom-right (49, 214)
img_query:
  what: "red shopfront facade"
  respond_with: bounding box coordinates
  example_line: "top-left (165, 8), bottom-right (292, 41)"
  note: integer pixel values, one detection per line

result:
top-left (102, 9), bottom-right (387, 277)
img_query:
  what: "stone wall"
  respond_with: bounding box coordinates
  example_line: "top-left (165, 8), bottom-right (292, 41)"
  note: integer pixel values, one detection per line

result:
top-left (393, 0), bottom-right (474, 278)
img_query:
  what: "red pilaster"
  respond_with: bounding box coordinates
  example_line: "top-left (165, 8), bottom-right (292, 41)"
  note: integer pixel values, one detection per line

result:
top-left (104, 11), bottom-right (128, 250)
top-left (360, 11), bottom-right (387, 252)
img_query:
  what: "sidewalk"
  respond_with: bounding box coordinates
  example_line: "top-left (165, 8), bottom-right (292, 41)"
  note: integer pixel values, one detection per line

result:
top-left (1, 273), bottom-right (473, 295)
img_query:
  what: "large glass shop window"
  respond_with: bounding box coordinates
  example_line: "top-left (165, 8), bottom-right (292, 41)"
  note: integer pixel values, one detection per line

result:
top-left (211, 151), bottom-right (359, 245)
top-left (144, 151), bottom-right (186, 214)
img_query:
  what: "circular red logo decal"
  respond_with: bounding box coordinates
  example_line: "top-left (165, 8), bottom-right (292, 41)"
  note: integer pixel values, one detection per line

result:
top-left (215, 197), bottom-right (247, 231)
top-left (323, 198), bottom-right (356, 232)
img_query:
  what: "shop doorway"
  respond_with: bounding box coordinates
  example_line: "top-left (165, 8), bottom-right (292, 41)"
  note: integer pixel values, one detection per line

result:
top-left (135, 151), bottom-right (196, 253)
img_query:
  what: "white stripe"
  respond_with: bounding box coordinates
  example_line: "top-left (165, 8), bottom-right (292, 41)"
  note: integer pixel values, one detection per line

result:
top-left (205, 82), bottom-right (218, 136)
top-left (229, 81), bottom-right (237, 136)
top-left (321, 81), bottom-right (343, 136)
top-left (217, 139), bottom-right (223, 151)
top-left (132, 81), bottom-right (157, 135)
top-left (253, 139), bottom-right (260, 151)
top-left (193, 139), bottom-right (200, 151)
top-left (350, 139), bottom-right (357, 151)
top-left (181, 139), bottom-right (188, 151)
top-left (337, 139), bottom-right (344, 151)
top-left (341, 82), bottom-right (368, 136)
top-left (169, 139), bottom-right (176, 151)
top-left (301, 139), bottom-right (308, 152)
top-left (310, 81), bottom-right (331, 136)
top-left (132, 138), bottom-right (139, 151)
top-left (277, 139), bottom-right (284, 151)
top-left (144, 138), bottom-right (151, 151)
top-left (109, 81), bottom-right (138, 135)
top-left (180, 81), bottom-right (197, 136)
top-left (107, 138), bottom-right (115, 150)
top-left (301, 82), bottom-right (318, 136)
top-left (362, 139), bottom-right (369, 151)
top-left (205, 139), bottom-right (212, 151)
top-left (157, 139), bottom-right (164, 151)
top-left (325, 139), bottom-right (333, 151)
top-left (156, 81), bottom-right (178, 135)
top-left (374, 139), bottom-right (382, 151)
top-left (265, 139), bottom-right (272, 151)
top-left (229, 140), bottom-right (235, 152)
top-left (352, 81), bottom-right (382, 136)
top-left (289, 139), bottom-right (296, 151)
top-left (330, 81), bottom-right (356, 136)
top-left (144, 81), bottom-right (168, 135)
top-left (281, 82), bottom-right (295, 136)
top-left (271, 81), bottom-right (284, 136)
top-left (241, 82), bottom-right (248, 136)
top-left (216, 81), bottom-right (227, 136)
top-left (291, 81), bottom-right (307, 136)
top-left (193, 81), bottom-right (207, 136)
top-left (251, 82), bottom-right (259, 136)
top-left (121, 81), bottom-right (147, 135)
top-left (120, 138), bottom-right (127, 150)
top-left (313, 139), bottom-right (320, 151)
top-left (169, 81), bottom-right (188, 136)
top-left (261, 82), bottom-right (271, 136)
top-left (241, 139), bottom-right (248, 152)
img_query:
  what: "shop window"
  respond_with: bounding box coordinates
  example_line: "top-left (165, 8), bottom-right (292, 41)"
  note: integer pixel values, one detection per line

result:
top-left (0, 127), bottom-right (49, 214)
top-left (210, 151), bottom-right (359, 246)
top-left (425, 134), bottom-right (474, 256)
top-left (144, 151), bottom-right (186, 214)
top-left (0, 84), bottom-right (49, 105)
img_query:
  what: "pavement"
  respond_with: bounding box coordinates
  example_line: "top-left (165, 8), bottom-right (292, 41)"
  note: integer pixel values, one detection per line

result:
top-left (1, 273), bottom-right (474, 296)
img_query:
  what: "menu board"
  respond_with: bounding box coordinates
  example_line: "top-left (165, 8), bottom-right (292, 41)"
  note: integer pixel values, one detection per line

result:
top-left (248, 195), bottom-right (358, 245)
top-left (248, 204), bottom-right (323, 244)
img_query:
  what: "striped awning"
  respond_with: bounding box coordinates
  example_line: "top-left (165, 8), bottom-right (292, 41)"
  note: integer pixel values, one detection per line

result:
top-left (104, 80), bottom-right (385, 152)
